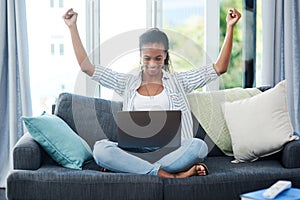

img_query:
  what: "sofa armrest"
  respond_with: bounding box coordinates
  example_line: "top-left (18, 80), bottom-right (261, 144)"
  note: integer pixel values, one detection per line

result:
top-left (281, 139), bottom-right (300, 168)
top-left (13, 133), bottom-right (42, 170)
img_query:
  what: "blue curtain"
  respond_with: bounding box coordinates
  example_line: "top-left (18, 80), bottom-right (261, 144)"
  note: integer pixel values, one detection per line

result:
top-left (261, 0), bottom-right (300, 134)
top-left (0, 0), bottom-right (32, 187)
top-left (289, 0), bottom-right (300, 134)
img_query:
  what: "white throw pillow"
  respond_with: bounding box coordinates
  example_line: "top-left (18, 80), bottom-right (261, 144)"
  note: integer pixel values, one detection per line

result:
top-left (222, 80), bottom-right (298, 163)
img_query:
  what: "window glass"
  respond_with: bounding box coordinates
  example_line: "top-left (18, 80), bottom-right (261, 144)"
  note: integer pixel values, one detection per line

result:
top-left (26, 1), bottom-right (86, 115)
top-left (51, 44), bottom-right (55, 55)
top-left (59, 0), bottom-right (64, 8)
top-left (59, 44), bottom-right (64, 56)
top-left (256, 0), bottom-right (262, 86)
top-left (98, 0), bottom-right (147, 100)
top-left (50, 0), bottom-right (54, 8)
top-left (220, 0), bottom-right (261, 89)
top-left (219, 0), bottom-right (243, 89)
top-left (162, 0), bottom-right (205, 72)
top-left (26, 0), bottom-right (256, 111)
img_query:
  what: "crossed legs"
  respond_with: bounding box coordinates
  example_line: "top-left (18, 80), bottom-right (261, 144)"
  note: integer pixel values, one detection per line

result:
top-left (93, 138), bottom-right (208, 178)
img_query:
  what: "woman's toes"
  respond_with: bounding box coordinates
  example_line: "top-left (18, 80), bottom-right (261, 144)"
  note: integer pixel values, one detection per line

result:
top-left (195, 164), bottom-right (207, 176)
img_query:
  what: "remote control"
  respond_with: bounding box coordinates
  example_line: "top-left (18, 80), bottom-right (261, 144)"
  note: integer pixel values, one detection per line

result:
top-left (263, 180), bottom-right (292, 199)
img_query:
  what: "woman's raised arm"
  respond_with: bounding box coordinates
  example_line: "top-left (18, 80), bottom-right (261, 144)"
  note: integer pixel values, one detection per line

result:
top-left (214, 8), bottom-right (241, 75)
top-left (63, 8), bottom-right (95, 77)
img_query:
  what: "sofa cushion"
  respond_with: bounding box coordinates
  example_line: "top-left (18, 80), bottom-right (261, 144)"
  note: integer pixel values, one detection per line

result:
top-left (187, 87), bottom-right (262, 156)
top-left (22, 112), bottom-right (93, 170)
top-left (163, 156), bottom-right (300, 200)
top-left (222, 80), bottom-right (298, 163)
top-left (54, 93), bottom-right (123, 149)
top-left (192, 113), bottom-right (225, 156)
top-left (7, 166), bottom-right (163, 200)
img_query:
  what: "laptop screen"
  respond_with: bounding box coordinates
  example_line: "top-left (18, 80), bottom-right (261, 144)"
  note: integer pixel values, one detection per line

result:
top-left (117, 110), bottom-right (181, 149)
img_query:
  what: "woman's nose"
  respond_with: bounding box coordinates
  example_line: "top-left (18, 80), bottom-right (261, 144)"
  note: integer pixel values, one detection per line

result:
top-left (148, 60), bottom-right (156, 67)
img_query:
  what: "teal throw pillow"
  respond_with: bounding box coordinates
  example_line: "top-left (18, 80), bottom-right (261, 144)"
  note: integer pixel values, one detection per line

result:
top-left (22, 112), bottom-right (93, 170)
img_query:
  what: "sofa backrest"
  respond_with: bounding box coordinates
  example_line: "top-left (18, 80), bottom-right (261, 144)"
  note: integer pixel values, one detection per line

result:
top-left (54, 93), bottom-right (123, 149)
top-left (54, 86), bottom-right (271, 155)
top-left (54, 92), bottom-right (227, 156)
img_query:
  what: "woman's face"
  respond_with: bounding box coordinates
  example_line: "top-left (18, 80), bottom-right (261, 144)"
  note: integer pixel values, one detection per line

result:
top-left (141, 43), bottom-right (166, 77)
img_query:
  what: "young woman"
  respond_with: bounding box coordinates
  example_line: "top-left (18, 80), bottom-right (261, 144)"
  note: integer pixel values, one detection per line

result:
top-left (63, 8), bottom-right (241, 178)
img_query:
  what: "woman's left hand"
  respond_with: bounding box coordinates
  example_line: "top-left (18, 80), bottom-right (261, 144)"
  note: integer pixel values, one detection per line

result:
top-left (226, 8), bottom-right (241, 27)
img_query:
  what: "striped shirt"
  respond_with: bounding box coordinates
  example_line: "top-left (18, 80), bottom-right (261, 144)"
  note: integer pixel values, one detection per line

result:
top-left (91, 64), bottom-right (219, 140)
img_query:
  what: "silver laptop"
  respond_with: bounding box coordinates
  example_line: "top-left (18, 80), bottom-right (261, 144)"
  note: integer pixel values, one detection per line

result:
top-left (117, 110), bottom-right (181, 151)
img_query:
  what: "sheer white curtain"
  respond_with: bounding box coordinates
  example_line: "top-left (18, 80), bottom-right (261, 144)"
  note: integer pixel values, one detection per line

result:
top-left (261, 0), bottom-right (300, 134)
top-left (0, 0), bottom-right (32, 187)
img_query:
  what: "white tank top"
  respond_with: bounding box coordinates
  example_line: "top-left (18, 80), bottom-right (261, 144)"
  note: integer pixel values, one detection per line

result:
top-left (133, 89), bottom-right (170, 111)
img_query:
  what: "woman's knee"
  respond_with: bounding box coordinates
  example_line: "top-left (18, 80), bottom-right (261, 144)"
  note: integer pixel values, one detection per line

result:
top-left (93, 139), bottom-right (117, 164)
top-left (188, 138), bottom-right (208, 159)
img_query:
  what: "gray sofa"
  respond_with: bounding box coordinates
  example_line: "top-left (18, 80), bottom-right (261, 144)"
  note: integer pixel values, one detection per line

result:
top-left (6, 90), bottom-right (300, 200)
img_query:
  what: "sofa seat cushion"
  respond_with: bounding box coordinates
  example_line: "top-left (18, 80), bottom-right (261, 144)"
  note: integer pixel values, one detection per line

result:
top-left (163, 156), bottom-right (300, 200)
top-left (7, 164), bottom-right (163, 200)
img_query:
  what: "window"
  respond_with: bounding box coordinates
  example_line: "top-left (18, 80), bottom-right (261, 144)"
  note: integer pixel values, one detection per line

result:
top-left (162, 0), bottom-right (205, 73)
top-left (59, 44), bottom-right (64, 56)
top-left (50, 0), bottom-right (54, 8)
top-left (26, 0), bottom-right (86, 115)
top-left (87, 0), bottom-right (148, 100)
top-left (219, 0), bottom-right (243, 89)
top-left (256, 0), bottom-right (262, 86)
top-left (51, 43), bottom-right (55, 55)
top-left (219, 0), bottom-right (262, 89)
top-left (50, 0), bottom-right (64, 8)
top-left (59, 0), bottom-right (64, 8)
top-left (86, 0), bottom-right (219, 98)
top-left (28, 0), bottom-right (259, 113)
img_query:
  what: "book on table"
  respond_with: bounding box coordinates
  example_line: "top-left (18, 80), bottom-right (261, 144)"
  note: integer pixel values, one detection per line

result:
top-left (240, 187), bottom-right (300, 200)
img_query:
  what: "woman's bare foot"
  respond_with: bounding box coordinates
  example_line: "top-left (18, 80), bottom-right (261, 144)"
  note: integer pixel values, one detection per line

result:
top-left (157, 163), bottom-right (208, 178)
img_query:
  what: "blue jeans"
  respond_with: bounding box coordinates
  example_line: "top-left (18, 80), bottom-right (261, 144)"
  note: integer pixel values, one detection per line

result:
top-left (93, 138), bottom-right (208, 175)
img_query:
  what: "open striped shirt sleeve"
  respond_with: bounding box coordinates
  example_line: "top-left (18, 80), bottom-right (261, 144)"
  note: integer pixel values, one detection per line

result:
top-left (91, 65), bottom-right (130, 97)
top-left (175, 64), bottom-right (219, 93)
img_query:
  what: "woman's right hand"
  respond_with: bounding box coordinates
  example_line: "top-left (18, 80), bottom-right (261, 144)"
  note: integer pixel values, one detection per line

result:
top-left (63, 8), bottom-right (77, 28)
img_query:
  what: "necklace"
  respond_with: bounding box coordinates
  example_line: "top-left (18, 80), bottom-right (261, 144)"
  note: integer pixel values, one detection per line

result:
top-left (144, 83), bottom-right (162, 99)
